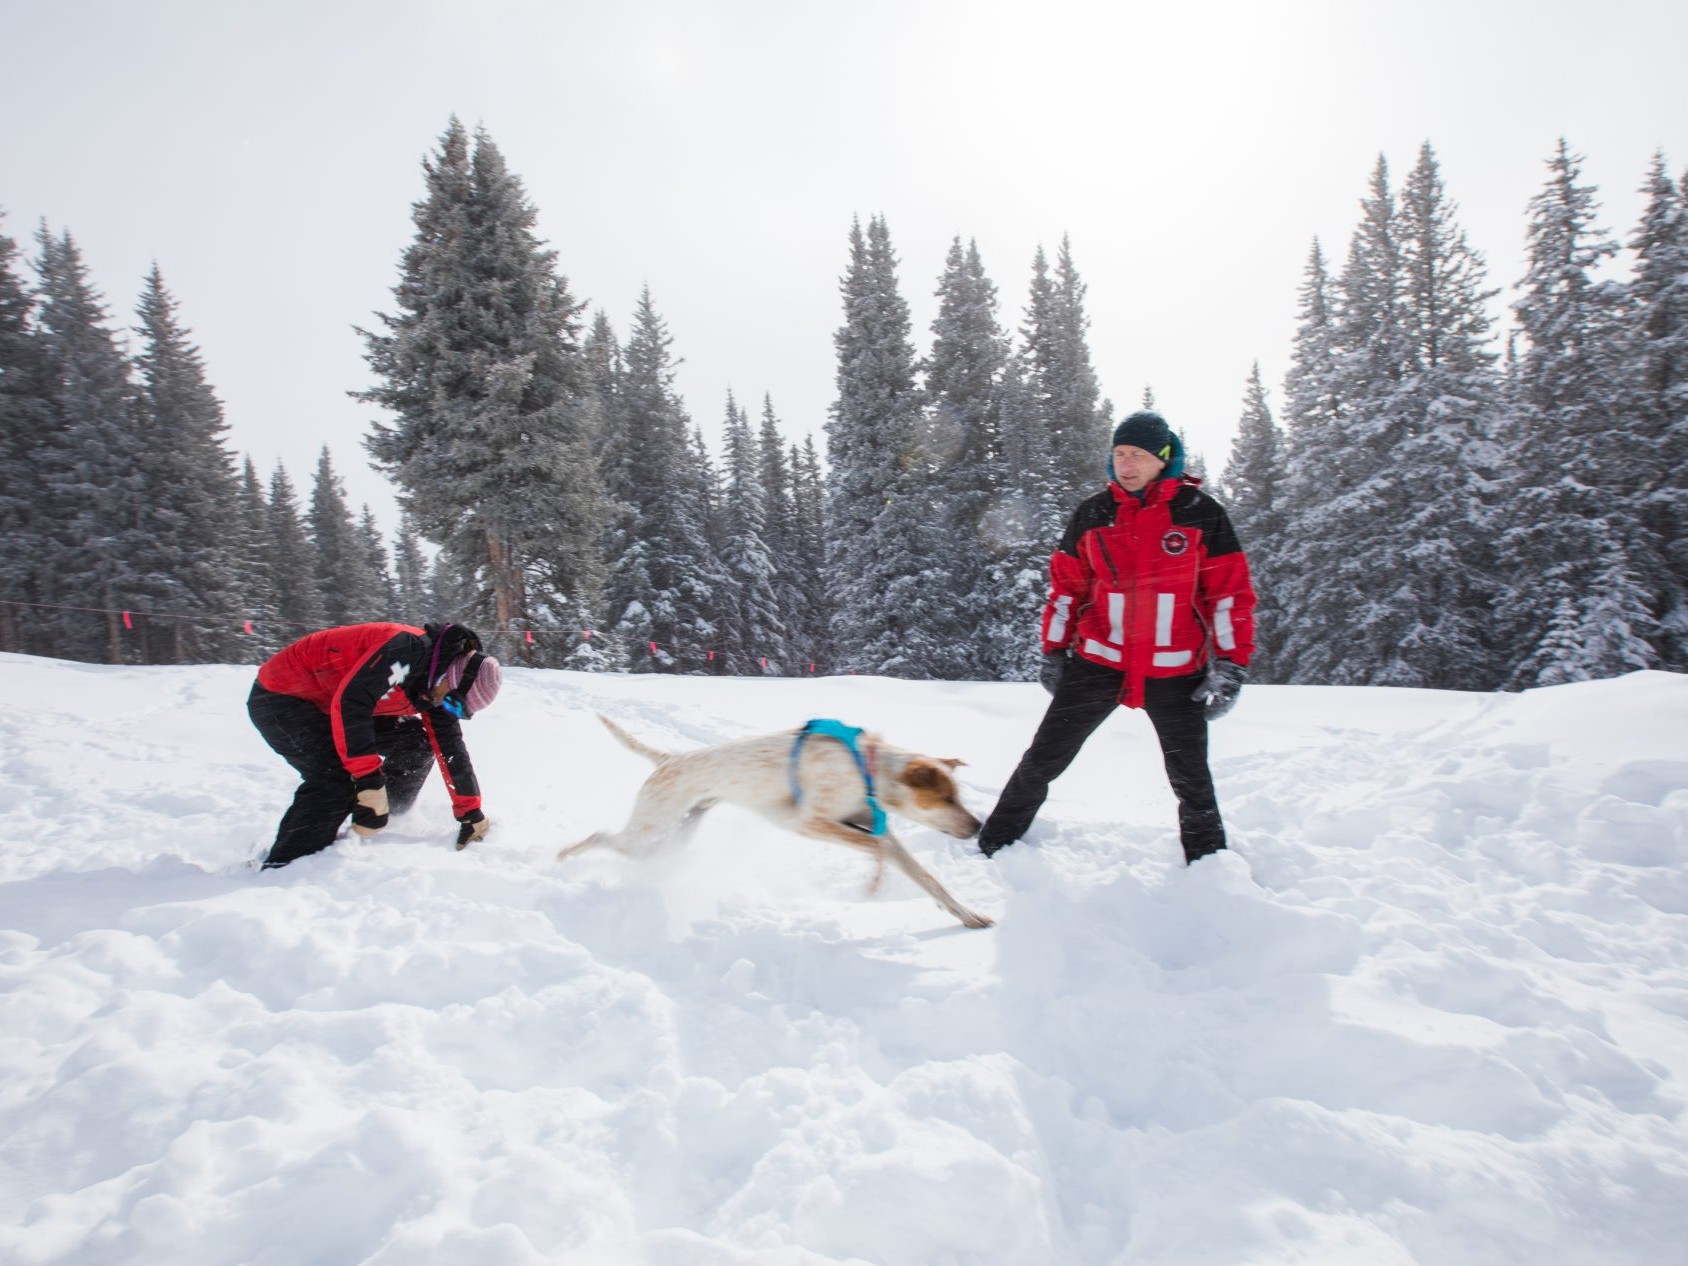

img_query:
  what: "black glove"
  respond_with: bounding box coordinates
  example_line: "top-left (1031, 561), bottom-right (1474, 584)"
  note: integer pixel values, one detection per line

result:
top-left (1192, 659), bottom-right (1247, 720)
top-left (455, 808), bottom-right (490, 850)
top-left (350, 771), bottom-right (390, 836)
top-left (1039, 649), bottom-right (1070, 696)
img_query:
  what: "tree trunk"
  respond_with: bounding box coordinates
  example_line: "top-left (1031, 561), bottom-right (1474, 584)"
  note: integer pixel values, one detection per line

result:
top-left (484, 530), bottom-right (527, 661)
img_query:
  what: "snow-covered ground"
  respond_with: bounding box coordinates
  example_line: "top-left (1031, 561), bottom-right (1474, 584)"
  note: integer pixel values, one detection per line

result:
top-left (2, 652), bottom-right (1686, 1266)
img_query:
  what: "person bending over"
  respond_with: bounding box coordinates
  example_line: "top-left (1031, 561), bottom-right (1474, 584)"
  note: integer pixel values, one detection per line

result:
top-left (248, 621), bottom-right (502, 868)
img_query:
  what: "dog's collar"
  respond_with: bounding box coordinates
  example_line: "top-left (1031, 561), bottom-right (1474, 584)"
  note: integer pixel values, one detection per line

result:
top-left (789, 718), bottom-right (887, 836)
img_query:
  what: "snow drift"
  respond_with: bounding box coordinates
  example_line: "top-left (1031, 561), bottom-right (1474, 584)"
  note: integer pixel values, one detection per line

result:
top-left (2, 654), bottom-right (1685, 1265)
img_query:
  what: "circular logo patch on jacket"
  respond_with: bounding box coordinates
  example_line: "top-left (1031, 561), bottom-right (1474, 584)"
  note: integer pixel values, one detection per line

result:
top-left (1161, 530), bottom-right (1190, 556)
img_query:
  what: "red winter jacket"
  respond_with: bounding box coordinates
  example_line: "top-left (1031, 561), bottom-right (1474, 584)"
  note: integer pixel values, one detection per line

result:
top-left (256, 622), bottom-right (482, 816)
top-left (1041, 476), bottom-right (1257, 708)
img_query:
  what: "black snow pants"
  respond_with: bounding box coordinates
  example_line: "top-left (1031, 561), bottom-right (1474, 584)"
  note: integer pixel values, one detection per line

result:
top-left (248, 682), bottom-right (437, 868)
top-left (978, 654), bottom-right (1226, 864)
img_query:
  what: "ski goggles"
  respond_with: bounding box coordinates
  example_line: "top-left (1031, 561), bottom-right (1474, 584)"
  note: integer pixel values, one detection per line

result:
top-left (439, 651), bottom-right (486, 719)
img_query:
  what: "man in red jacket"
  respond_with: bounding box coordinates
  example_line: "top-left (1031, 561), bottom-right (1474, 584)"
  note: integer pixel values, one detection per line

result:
top-left (978, 411), bottom-right (1256, 864)
top-left (248, 621), bottom-right (503, 868)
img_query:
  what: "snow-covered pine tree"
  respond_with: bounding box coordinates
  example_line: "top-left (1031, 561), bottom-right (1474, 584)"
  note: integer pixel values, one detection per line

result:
top-left (1274, 157), bottom-right (1418, 686)
top-left (921, 237), bottom-right (1010, 680)
top-left (1371, 143), bottom-right (1508, 689)
top-left (428, 534), bottom-right (481, 625)
top-left (755, 395), bottom-right (794, 552)
top-left (309, 448), bottom-right (382, 626)
top-left (980, 352), bottom-right (1049, 681)
top-left (1218, 363), bottom-right (1286, 681)
top-left (0, 212), bottom-right (52, 656)
top-left (233, 457), bottom-right (280, 658)
top-left (1626, 153), bottom-right (1688, 667)
top-left (267, 463), bottom-right (326, 637)
top-left (1496, 141), bottom-right (1655, 685)
top-left (690, 420), bottom-right (735, 672)
top-left (717, 393), bottom-right (788, 674)
top-left (357, 506), bottom-right (397, 617)
top-left (788, 436), bottom-right (830, 672)
top-left (575, 309), bottom-right (627, 671)
top-left (602, 289), bottom-right (728, 672)
top-left (359, 119), bottom-right (600, 662)
top-left (825, 215), bottom-right (939, 676)
top-left (32, 227), bottom-right (148, 664)
top-left (1020, 236), bottom-right (1110, 521)
top-left (130, 266), bottom-right (246, 663)
top-left (756, 394), bottom-right (806, 663)
top-left (1280, 240), bottom-right (1341, 447)
top-left (1264, 241), bottom-right (1337, 681)
top-left (391, 513), bottom-right (431, 627)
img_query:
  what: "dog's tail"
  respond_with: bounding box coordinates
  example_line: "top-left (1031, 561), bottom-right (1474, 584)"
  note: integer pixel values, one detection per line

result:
top-left (596, 713), bottom-right (671, 765)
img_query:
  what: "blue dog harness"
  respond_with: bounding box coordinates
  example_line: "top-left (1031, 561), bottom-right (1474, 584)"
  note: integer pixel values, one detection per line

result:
top-left (788, 718), bottom-right (887, 836)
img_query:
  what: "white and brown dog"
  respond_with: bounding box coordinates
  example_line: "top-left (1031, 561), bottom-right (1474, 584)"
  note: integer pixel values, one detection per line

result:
top-left (558, 714), bottom-right (994, 929)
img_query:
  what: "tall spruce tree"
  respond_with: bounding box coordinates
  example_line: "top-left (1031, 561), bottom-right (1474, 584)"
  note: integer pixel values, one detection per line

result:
top-left (1376, 143), bottom-right (1506, 689)
top-left (391, 512), bottom-right (431, 626)
top-left (1627, 153), bottom-right (1688, 667)
top-left (313, 445), bottom-right (373, 631)
top-left (267, 463), bottom-right (326, 637)
top-left (0, 212), bottom-right (52, 655)
top-left (825, 216), bottom-right (941, 676)
top-left (1274, 157), bottom-right (1418, 685)
top-left (756, 394), bottom-right (806, 657)
top-left (691, 420), bottom-right (734, 671)
top-left (717, 393), bottom-right (788, 674)
top-left (1280, 240), bottom-right (1341, 446)
top-left (32, 227), bottom-right (147, 664)
top-left (924, 237), bottom-right (1010, 679)
top-left (360, 118), bottom-right (599, 661)
top-left (578, 309), bottom-right (628, 671)
top-left (603, 289), bottom-right (728, 672)
top-left (131, 266), bottom-right (246, 663)
top-left (309, 447), bottom-right (379, 627)
top-left (1263, 241), bottom-right (1337, 681)
top-left (788, 435), bottom-right (830, 671)
top-left (982, 352), bottom-right (1049, 681)
top-left (357, 505), bottom-right (397, 616)
top-left (1275, 151), bottom-right (1506, 688)
top-left (1496, 140), bottom-right (1654, 685)
top-left (1219, 364), bottom-right (1286, 681)
top-left (1021, 236), bottom-right (1109, 520)
top-left (234, 456), bottom-right (280, 658)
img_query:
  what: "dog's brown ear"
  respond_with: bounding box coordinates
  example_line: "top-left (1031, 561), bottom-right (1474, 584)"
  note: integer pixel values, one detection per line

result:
top-left (937, 756), bottom-right (966, 769)
top-left (902, 760), bottom-right (946, 790)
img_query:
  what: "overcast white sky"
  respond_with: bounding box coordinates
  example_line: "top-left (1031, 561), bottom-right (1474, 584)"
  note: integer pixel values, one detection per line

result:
top-left (5, 0), bottom-right (1686, 526)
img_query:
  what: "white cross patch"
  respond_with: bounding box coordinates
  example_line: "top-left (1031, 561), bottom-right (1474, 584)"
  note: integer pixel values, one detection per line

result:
top-left (388, 660), bottom-right (410, 689)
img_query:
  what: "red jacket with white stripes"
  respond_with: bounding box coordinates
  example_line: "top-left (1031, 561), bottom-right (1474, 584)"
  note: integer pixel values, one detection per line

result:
top-left (256, 622), bottom-right (482, 817)
top-left (1041, 476), bottom-right (1257, 708)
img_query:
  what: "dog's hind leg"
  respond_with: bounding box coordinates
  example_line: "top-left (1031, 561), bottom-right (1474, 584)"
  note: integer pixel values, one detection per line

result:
top-left (557, 831), bottom-right (605, 861)
top-left (558, 830), bottom-right (624, 862)
top-left (674, 798), bottom-right (718, 848)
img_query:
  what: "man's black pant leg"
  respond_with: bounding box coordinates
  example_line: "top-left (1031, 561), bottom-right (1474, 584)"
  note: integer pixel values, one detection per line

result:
top-left (1142, 674), bottom-right (1226, 863)
top-left (248, 683), bottom-right (353, 868)
top-left (980, 656), bottom-right (1123, 851)
top-left (374, 716), bottom-right (434, 817)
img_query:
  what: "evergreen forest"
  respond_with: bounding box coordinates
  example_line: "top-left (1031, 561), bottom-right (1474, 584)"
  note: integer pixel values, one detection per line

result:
top-left (3, 122), bottom-right (1684, 690)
